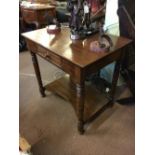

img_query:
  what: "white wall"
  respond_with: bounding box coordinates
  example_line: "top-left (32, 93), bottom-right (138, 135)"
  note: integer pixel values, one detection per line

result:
top-left (104, 0), bottom-right (119, 36)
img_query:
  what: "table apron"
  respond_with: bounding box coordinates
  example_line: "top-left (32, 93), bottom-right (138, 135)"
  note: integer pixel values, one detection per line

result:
top-left (85, 50), bottom-right (122, 76)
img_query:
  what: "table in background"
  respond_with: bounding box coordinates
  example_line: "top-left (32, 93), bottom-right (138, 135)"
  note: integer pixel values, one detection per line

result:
top-left (20, 4), bottom-right (55, 30)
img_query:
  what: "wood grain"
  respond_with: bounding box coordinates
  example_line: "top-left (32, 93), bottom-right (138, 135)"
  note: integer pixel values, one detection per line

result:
top-left (22, 28), bottom-right (132, 67)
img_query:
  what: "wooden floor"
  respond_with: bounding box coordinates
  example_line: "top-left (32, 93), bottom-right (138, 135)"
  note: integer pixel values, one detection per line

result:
top-left (19, 51), bottom-right (135, 155)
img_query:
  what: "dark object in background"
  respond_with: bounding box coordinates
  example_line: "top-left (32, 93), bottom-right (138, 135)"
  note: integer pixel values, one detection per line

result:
top-left (19, 37), bottom-right (26, 52)
top-left (118, 0), bottom-right (135, 40)
top-left (19, 6), bottom-right (26, 52)
top-left (19, 22), bottom-right (36, 52)
top-left (117, 0), bottom-right (135, 104)
top-left (117, 0), bottom-right (135, 81)
top-left (56, 11), bottom-right (69, 23)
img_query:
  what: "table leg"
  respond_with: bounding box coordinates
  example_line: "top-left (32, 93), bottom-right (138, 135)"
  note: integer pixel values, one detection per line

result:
top-left (30, 52), bottom-right (46, 97)
top-left (76, 83), bottom-right (85, 134)
top-left (110, 60), bottom-right (121, 106)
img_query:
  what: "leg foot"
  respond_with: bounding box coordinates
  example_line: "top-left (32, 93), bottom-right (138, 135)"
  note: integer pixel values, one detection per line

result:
top-left (78, 121), bottom-right (85, 134)
top-left (40, 88), bottom-right (46, 97)
top-left (108, 100), bottom-right (115, 108)
top-left (76, 83), bottom-right (85, 135)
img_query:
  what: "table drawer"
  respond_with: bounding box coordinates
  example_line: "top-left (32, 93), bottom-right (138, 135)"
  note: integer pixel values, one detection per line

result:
top-left (27, 40), bottom-right (76, 76)
top-left (37, 46), bottom-right (77, 76)
top-left (37, 45), bottom-right (62, 67)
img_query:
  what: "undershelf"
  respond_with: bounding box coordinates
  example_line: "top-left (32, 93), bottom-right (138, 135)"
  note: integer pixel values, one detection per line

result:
top-left (45, 75), bottom-right (110, 122)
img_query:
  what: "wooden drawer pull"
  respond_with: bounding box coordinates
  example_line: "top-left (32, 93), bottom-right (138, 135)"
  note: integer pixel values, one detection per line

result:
top-left (45, 52), bottom-right (51, 59)
top-left (45, 55), bottom-right (50, 59)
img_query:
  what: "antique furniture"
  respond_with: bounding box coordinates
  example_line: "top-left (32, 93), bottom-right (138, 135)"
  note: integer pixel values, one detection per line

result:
top-left (20, 3), bottom-right (56, 30)
top-left (22, 27), bottom-right (132, 134)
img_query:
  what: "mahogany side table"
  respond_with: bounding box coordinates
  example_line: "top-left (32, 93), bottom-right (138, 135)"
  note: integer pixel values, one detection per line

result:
top-left (22, 28), bottom-right (132, 134)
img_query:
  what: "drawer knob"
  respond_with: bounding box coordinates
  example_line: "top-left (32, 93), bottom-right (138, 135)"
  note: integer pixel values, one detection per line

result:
top-left (45, 53), bottom-right (50, 59)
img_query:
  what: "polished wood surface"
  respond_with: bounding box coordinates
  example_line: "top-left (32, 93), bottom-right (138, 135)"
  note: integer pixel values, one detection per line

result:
top-left (22, 28), bottom-right (132, 134)
top-left (22, 28), bottom-right (131, 67)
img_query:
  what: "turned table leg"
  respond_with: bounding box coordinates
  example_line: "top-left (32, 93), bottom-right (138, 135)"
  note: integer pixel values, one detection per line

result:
top-left (30, 52), bottom-right (45, 97)
top-left (76, 83), bottom-right (85, 134)
top-left (110, 60), bottom-right (121, 106)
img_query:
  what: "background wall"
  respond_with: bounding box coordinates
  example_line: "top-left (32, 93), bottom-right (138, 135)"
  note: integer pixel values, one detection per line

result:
top-left (104, 0), bottom-right (119, 36)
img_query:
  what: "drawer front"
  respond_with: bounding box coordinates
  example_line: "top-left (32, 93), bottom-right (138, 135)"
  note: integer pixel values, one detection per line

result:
top-left (37, 45), bottom-right (62, 67)
top-left (22, 9), bottom-right (37, 23)
top-left (37, 45), bottom-right (76, 76)
top-left (27, 40), bottom-right (78, 77)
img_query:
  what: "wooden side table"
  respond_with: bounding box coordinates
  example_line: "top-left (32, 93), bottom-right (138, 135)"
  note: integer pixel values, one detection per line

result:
top-left (22, 28), bottom-right (132, 134)
top-left (20, 4), bottom-right (56, 30)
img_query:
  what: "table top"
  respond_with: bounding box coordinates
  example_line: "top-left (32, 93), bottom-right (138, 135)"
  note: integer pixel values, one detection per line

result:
top-left (22, 27), bottom-right (132, 67)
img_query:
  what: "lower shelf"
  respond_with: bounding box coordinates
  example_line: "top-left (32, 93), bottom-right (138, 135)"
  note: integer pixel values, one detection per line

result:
top-left (45, 75), bottom-right (110, 122)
